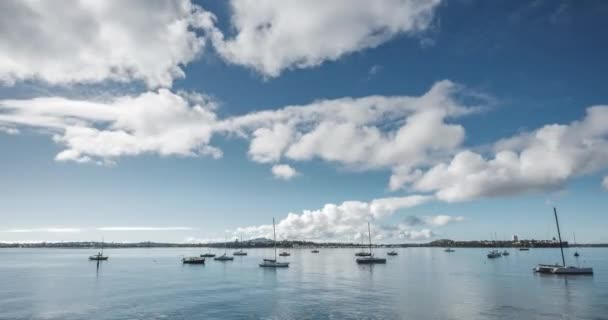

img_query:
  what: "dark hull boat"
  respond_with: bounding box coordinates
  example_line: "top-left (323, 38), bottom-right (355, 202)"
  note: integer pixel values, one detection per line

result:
top-left (259, 218), bottom-right (290, 268)
top-left (89, 254), bottom-right (108, 261)
top-left (200, 253), bottom-right (216, 258)
top-left (356, 256), bottom-right (387, 264)
top-left (355, 222), bottom-right (386, 265)
top-left (279, 252), bottom-right (290, 256)
top-left (311, 250), bottom-right (319, 253)
top-left (183, 257), bottom-right (205, 264)
top-left (355, 252), bottom-right (371, 257)
top-left (387, 251), bottom-right (397, 256)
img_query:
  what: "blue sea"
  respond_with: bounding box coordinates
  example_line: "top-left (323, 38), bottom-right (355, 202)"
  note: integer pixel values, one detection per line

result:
top-left (0, 247), bottom-right (607, 319)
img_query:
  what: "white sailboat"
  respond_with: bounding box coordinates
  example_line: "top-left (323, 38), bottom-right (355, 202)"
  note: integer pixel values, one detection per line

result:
top-left (233, 235), bottom-right (247, 256)
top-left (487, 233), bottom-right (502, 259)
top-left (534, 207), bottom-right (593, 275)
top-left (260, 218), bottom-right (289, 268)
top-left (214, 235), bottom-right (234, 261)
top-left (356, 222), bottom-right (386, 264)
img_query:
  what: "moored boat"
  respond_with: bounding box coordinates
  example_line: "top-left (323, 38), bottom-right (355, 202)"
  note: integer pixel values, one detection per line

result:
top-left (183, 257), bottom-right (205, 264)
top-left (260, 218), bottom-right (290, 268)
top-left (387, 251), bottom-right (398, 256)
top-left (356, 222), bottom-right (387, 264)
top-left (534, 207), bottom-right (593, 275)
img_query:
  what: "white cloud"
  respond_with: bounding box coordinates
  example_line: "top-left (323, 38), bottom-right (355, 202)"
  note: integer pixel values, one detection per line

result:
top-left (0, 89), bottom-right (220, 163)
top-left (0, 126), bottom-right (19, 135)
top-left (3, 228), bottom-right (81, 233)
top-left (97, 227), bottom-right (193, 231)
top-left (224, 80), bottom-right (482, 182)
top-left (0, 0), bottom-right (214, 88)
top-left (208, 0), bottom-right (441, 77)
top-left (423, 215), bottom-right (464, 226)
top-left (602, 176), bottom-right (608, 191)
top-left (235, 194), bottom-right (432, 241)
top-left (405, 106), bottom-right (608, 202)
top-left (271, 164), bottom-right (299, 180)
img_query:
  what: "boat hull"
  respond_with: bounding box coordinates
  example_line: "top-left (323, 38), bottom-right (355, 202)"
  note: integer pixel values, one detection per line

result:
top-left (182, 258), bottom-right (205, 264)
top-left (534, 264), bottom-right (593, 275)
top-left (356, 257), bottom-right (387, 264)
top-left (259, 262), bottom-right (289, 267)
top-left (89, 256), bottom-right (108, 261)
top-left (200, 254), bottom-right (216, 257)
top-left (214, 257), bottom-right (234, 261)
top-left (233, 252), bottom-right (247, 256)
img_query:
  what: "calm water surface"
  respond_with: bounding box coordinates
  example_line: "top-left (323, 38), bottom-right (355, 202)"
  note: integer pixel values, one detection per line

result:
top-left (1, 247), bottom-right (607, 319)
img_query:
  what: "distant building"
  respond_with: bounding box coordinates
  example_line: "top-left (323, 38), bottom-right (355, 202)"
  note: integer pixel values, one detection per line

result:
top-left (512, 235), bottom-right (518, 241)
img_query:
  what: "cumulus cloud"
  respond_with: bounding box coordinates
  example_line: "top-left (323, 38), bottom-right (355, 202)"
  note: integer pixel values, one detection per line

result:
top-left (404, 106), bottom-right (608, 202)
top-left (235, 194), bottom-right (433, 241)
top-left (402, 214), bottom-right (464, 227)
top-left (97, 227), bottom-right (193, 231)
top-left (224, 80), bottom-right (483, 181)
top-left (0, 89), bottom-right (220, 163)
top-left (271, 164), bottom-right (299, 180)
top-left (207, 0), bottom-right (441, 77)
top-left (0, 0), bottom-right (214, 88)
top-left (3, 228), bottom-right (81, 233)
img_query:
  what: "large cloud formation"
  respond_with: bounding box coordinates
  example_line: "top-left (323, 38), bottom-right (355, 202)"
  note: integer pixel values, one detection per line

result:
top-left (402, 106), bottom-right (608, 201)
top-left (235, 195), bottom-right (436, 241)
top-left (0, 0), bottom-right (214, 88)
top-left (207, 0), bottom-right (441, 77)
top-left (0, 89), bottom-right (220, 163)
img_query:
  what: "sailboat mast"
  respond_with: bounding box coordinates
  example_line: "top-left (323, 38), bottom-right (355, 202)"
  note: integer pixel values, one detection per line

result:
top-left (367, 222), bottom-right (372, 255)
top-left (553, 207), bottom-right (566, 267)
top-left (273, 217), bottom-right (277, 260)
top-left (101, 237), bottom-right (104, 255)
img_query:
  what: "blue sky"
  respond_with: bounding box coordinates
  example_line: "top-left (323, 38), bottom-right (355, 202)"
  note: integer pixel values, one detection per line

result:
top-left (1, 0), bottom-right (607, 243)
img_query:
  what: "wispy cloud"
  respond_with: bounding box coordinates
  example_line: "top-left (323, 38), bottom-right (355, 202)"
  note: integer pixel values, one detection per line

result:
top-left (96, 227), bottom-right (194, 231)
top-left (3, 228), bottom-right (81, 233)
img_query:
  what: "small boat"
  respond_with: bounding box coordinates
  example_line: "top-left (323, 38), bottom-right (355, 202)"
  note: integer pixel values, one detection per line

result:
top-left (356, 222), bottom-right (387, 264)
top-left (444, 248), bottom-right (455, 253)
top-left (279, 252), bottom-right (290, 256)
top-left (214, 254), bottom-right (234, 261)
top-left (519, 248), bottom-right (530, 251)
top-left (574, 251), bottom-right (580, 257)
top-left (89, 252), bottom-right (108, 261)
top-left (182, 257), bottom-right (205, 264)
top-left (214, 235), bottom-right (234, 261)
top-left (89, 238), bottom-right (108, 260)
top-left (502, 250), bottom-right (510, 256)
top-left (534, 207), bottom-right (593, 275)
top-left (311, 249), bottom-right (319, 253)
top-left (200, 253), bottom-right (216, 258)
top-left (259, 218), bottom-right (290, 268)
top-left (355, 251), bottom-right (372, 256)
top-left (233, 235), bottom-right (248, 256)
top-left (487, 250), bottom-right (501, 259)
top-left (387, 250), bottom-right (398, 256)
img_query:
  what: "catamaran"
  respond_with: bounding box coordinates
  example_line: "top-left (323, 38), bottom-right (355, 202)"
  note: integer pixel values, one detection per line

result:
top-left (89, 238), bottom-right (109, 261)
top-left (214, 235), bottom-right (234, 261)
top-left (260, 218), bottom-right (289, 268)
top-left (534, 207), bottom-right (593, 275)
top-left (356, 222), bottom-right (386, 264)
top-left (233, 235), bottom-right (247, 256)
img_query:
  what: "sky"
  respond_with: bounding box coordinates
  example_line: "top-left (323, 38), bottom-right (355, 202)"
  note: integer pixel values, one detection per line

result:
top-left (1, 0), bottom-right (607, 244)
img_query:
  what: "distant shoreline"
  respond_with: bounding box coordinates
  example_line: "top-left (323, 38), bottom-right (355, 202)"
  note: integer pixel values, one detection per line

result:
top-left (2, 239), bottom-right (607, 249)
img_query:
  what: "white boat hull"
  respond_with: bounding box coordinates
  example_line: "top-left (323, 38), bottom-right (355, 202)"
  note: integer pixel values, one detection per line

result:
top-left (534, 264), bottom-right (593, 275)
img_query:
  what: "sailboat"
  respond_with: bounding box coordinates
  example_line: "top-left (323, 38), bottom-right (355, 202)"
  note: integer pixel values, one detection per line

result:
top-left (214, 235), bottom-right (234, 261)
top-left (355, 232), bottom-right (372, 256)
top-left (356, 222), bottom-right (386, 264)
top-left (534, 207), bottom-right (593, 275)
top-left (259, 218), bottom-right (289, 267)
top-left (487, 233), bottom-right (501, 259)
top-left (573, 232), bottom-right (580, 257)
top-left (233, 235), bottom-right (247, 256)
top-left (89, 238), bottom-right (109, 261)
top-left (182, 256), bottom-right (205, 264)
